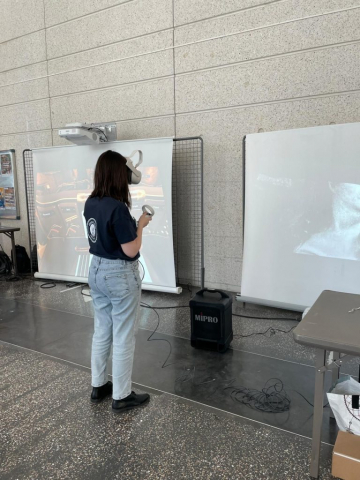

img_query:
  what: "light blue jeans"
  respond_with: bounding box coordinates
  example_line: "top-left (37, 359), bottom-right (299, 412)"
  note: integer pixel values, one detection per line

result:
top-left (88, 256), bottom-right (141, 400)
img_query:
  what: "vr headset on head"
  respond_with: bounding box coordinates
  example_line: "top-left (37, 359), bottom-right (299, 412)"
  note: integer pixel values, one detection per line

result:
top-left (125, 150), bottom-right (143, 185)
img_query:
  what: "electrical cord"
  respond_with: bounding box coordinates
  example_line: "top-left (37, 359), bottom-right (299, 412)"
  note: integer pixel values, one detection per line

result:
top-left (40, 282), bottom-right (56, 289)
top-left (33, 273), bottom-right (319, 413)
top-left (294, 390), bottom-right (329, 408)
top-left (32, 272), bottom-right (328, 414)
top-left (140, 301), bottom-right (312, 412)
top-left (140, 304), bottom-right (299, 339)
top-left (176, 366), bottom-right (328, 411)
top-left (175, 367), bottom-right (322, 412)
top-left (233, 313), bottom-right (301, 322)
top-left (140, 300), bottom-right (174, 369)
top-left (176, 365), bottom-right (217, 387)
top-left (141, 304), bottom-right (189, 310)
top-left (225, 378), bottom-right (291, 413)
top-left (40, 280), bottom-right (82, 289)
top-left (234, 325), bottom-right (296, 338)
top-left (5, 274), bottom-right (21, 282)
top-left (139, 304), bottom-right (301, 322)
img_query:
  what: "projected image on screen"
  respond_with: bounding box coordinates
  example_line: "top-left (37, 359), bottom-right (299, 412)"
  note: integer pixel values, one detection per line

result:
top-left (242, 122), bottom-right (360, 309)
top-left (35, 166), bottom-right (93, 277)
top-left (294, 183), bottom-right (360, 261)
top-left (128, 165), bottom-right (171, 285)
top-left (32, 139), bottom-right (176, 290)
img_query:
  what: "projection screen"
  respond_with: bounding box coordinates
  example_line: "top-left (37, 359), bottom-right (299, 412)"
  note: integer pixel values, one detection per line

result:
top-left (32, 137), bottom-right (180, 293)
top-left (241, 122), bottom-right (360, 311)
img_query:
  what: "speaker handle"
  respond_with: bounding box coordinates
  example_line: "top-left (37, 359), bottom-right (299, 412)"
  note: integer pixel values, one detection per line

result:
top-left (196, 288), bottom-right (229, 299)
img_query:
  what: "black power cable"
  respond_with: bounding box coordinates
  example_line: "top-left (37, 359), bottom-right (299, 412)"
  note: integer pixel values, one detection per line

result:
top-left (141, 304), bottom-right (189, 310)
top-left (33, 274), bottom-right (319, 412)
top-left (293, 390), bottom-right (329, 408)
top-left (141, 304), bottom-right (300, 322)
top-left (140, 301), bottom-right (174, 369)
top-left (40, 282), bottom-right (56, 289)
top-left (175, 364), bottom-right (218, 387)
top-left (224, 378), bottom-right (291, 413)
top-left (139, 299), bottom-right (317, 412)
top-left (233, 313), bottom-right (301, 322)
top-left (234, 325), bottom-right (296, 339)
top-left (5, 274), bottom-right (22, 282)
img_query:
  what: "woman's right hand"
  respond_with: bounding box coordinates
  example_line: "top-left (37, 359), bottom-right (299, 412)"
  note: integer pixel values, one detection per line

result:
top-left (138, 212), bottom-right (152, 229)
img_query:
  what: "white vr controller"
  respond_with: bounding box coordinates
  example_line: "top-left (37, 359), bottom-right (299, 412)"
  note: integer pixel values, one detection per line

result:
top-left (142, 205), bottom-right (155, 217)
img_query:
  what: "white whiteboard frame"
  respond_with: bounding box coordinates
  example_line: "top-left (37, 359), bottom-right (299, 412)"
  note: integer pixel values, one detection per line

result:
top-left (31, 138), bottom-right (181, 294)
top-left (239, 123), bottom-right (360, 311)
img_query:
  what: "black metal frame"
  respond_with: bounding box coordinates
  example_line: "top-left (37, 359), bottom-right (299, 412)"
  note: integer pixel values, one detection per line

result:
top-left (23, 137), bottom-right (204, 289)
top-left (23, 149), bottom-right (37, 273)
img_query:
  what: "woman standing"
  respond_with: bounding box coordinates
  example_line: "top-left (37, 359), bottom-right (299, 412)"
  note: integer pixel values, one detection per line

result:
top-left (84, 150), bottom-right (151, 413)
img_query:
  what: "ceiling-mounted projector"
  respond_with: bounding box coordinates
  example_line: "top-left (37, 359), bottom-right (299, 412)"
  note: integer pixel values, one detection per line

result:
top-left (58, 122), bottom-right (117, 146)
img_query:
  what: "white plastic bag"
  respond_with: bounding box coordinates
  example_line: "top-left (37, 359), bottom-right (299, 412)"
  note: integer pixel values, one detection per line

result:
top-left (331, 376), bottom-right (360, 395)
top-left (327, 376), bottom-right (360, 435)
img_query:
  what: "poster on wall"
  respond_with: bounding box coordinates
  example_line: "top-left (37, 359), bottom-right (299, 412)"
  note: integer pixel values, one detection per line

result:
top-left (0, 150), bottom-right (20, 219)
top-left (32, 138), bottom-right (179, 293)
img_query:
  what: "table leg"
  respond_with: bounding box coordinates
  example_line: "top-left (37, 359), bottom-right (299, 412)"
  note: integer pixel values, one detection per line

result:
top-left (10, 232), bottom-right (18, 276)
top-left (330, 351), bottom-right (340, 419)
top-left (310, 348), bottom-right (327, 479)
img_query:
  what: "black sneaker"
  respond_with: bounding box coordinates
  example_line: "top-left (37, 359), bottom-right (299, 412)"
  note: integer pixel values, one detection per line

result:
top-left (112, 391), bottom-right (150, 413)
top-left (90, 381), bottom-right (113, 404)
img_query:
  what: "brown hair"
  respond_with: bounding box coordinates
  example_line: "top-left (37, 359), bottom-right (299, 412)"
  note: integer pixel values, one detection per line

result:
top-left (90, 150), bottom-right (131, 207)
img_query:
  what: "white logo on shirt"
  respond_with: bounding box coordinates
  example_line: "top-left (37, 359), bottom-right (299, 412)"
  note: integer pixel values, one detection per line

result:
top-left (87, 218), bottom-right (97, 243)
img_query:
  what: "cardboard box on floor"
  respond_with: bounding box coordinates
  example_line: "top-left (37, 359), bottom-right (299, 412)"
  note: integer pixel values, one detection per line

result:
top-left (332, 431), bottom-right (360, 480)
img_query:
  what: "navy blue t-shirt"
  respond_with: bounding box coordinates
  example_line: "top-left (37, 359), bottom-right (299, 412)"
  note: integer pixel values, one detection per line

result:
top-left (84, 196), bottom-right (139, 261)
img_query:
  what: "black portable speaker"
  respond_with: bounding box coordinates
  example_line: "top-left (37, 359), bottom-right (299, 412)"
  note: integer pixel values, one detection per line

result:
top-left (189, 289), bottom-right (233, 353)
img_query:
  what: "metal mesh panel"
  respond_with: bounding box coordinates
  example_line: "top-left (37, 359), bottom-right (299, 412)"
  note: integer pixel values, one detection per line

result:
top-left (172, 138), bottom-right (203, 287)
top-left (23, 138), bottom-right (204, 286)
top-left (23, 149), bottom-right (38, 273)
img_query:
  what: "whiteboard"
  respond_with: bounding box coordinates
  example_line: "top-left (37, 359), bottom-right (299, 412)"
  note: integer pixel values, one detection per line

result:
top-left (32, 138), bottom-right (180, 293)
top-left (241, 123), bottom-right (360, 310)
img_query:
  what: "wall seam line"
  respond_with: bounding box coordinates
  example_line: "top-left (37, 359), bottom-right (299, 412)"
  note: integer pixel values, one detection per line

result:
top-left (1, 6), bottom-right (360, 89)
top-left (174, 0), bottom-right (287, 28)
top-left (45, 0), bottom-right (136, 30)
top-left (172, 0), bottom-right (177, 136)
top-left (175, 88), bottom-right (360, 116)
top-left (1, 89), bottom-right (360, 138)
top-left (42, 0), bottom-right (53, 146)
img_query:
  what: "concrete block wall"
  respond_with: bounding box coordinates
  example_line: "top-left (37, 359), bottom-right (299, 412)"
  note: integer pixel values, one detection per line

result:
top-left (1, 0), bottom-right (360, 291)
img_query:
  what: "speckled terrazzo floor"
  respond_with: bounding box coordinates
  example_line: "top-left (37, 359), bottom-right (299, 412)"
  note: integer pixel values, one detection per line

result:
top-left (0, 277), bottom-right (359, 375)
top-left (0, 296), bottom-right (340, 444)
top-left (0, 342), bottom-right (337, 480)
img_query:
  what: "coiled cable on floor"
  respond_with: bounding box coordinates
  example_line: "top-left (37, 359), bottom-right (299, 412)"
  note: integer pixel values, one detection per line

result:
top-left (40, 282), bottom-right (56, 289)
top-left (224, 378), bottom-right (291, 413)
top-left (5, 274), bottom-right (22, 282)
